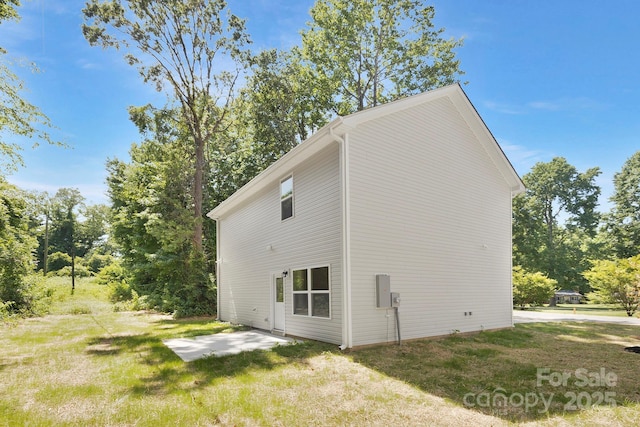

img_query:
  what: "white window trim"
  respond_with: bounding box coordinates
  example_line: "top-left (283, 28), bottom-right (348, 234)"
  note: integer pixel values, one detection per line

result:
top-left (291, 264), bottom-right (331, 319)
top-left (280, 174), bottom-right (294, 221)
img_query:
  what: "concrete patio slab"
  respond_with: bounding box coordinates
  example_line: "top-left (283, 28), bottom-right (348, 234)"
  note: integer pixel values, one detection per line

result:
top-left (163, 330), bottom-right (298, 362)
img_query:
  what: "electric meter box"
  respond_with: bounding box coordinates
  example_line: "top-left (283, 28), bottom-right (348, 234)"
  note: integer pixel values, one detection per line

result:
top-left (376, 274), bottom-right (391, 308)
top-left (391, 292), bottom-right (401, 307)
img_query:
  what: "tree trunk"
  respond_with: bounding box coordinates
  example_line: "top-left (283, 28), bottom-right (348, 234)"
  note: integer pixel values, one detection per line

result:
top-left (193, 136), bottom-right (205, 252)
top-left (71, 245), bottom-right (75, 292)
top-left (43, 215), bottom-right (49, 275)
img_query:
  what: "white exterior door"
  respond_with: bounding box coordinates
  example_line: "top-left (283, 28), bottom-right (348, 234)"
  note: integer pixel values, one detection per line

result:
top-left (273, 275), bottom-right (285, 331)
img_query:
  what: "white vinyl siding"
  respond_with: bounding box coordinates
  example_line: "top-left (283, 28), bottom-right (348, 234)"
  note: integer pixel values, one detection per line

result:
top-left (217, 143), bottom-right (342, 344)
top-left (347, 96), bottom-right (514, 346)
top-left (211, 85), bottom-right (520, 348)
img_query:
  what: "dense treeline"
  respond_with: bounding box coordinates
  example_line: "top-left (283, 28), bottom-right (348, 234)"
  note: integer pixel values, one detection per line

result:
top-left (2, 1), bottom-right (639, 318)
top-left (513, 153), bottom-right (640, 315)
top-left (2, 0), bottom-right (464, 316)
top-left (80, 0), bottom-right (464, 316)
top-left (0, 180), bottom-right (112, 315)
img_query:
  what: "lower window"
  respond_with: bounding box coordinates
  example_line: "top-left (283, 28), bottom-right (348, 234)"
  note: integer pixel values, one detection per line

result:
top-left (292, 266), bottom-right (330, 318)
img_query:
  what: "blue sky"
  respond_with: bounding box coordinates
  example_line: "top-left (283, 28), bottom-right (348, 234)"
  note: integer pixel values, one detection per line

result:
top-left (2, 0), bottom-right (639, 211)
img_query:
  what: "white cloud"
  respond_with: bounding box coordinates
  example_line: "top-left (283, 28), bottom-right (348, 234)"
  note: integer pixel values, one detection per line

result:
top-left (528, 101), bottom-right (561, 111)
top-left (528, 97), bottom-right (606, 112)
top-left (483, 101), bottom-right (524, 115)
top-left (485, 96), bottom-right (607, 116)
top-left (499, 142), bottom-right (552, 175)
top-left (7, 178), bottom-right (109, 205)
top-left (76, 59), bottom-right (102, 70)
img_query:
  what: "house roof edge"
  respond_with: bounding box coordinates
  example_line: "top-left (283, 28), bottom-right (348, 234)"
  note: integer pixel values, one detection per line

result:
top-left (207, 117), bottom-right (344, 220)
top-left (207, 83), bottom-right (526, 220)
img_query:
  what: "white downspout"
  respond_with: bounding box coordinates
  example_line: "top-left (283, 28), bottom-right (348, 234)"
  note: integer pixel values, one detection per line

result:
top-left (332, 125), bottom-right (353, 350)
top-left (216, 219), bottom-right (221, 321)
top-left (509, 193), bottom-right (515, 327)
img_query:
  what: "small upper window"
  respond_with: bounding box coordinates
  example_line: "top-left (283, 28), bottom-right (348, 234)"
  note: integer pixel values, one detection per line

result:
top-left (281, 176), bottom-right (293, 220)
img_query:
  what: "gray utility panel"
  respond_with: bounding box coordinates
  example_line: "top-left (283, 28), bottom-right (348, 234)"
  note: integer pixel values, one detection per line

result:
top-left (376, 274), bottom-right (391, 308)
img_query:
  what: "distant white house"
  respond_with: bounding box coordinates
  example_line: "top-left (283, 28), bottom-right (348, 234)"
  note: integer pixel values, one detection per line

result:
top-left (207, 84), bottom-right (525, 348)
top-left (554, 290), bottom-right (584, 304)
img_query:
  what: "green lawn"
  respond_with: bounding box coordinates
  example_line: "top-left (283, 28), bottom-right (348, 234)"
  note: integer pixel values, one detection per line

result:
top-left (1, 278), bottom-right (639, 426)
top-left (533, 303), bottom-right (635, 318)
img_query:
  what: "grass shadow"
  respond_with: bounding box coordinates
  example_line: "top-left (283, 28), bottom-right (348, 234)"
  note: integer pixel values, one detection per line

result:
top-left (154, 316), bottom-right (249, 338)
top-left (349, 322), bottom-right (640, 422)
top-left (85, 333), bottom-right (151, 356)
top-left (84, 316), bottom-right (336, 397)
top-left (131, 338), bottom-right (334, 396)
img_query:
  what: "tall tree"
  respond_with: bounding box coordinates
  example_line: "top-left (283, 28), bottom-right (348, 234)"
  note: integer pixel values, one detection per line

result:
top-left (0, 0), bottom-right (58, 172)
top-left (82, 0), bottom-right (251, 252)
top-left (247, 49), bottom-right (328, 159)
top-left (49, 188), bottom-right (84, 290)
top-left (77, 203), bottom-right (110, 257)
top-left (107, 105), bottom-right (215, 316)
top-left (513, 157), bottom-right (601, 291)
top-left (26, 192), bottom-right (109, 274)
top-left (607, 151), bottom-right (640, 258)
top-left (301, 0), bottom-right (464, 115)
top-left (236, 48), bottom-right (330, 177)
top-left (25, 191), bottom-right (53, 274)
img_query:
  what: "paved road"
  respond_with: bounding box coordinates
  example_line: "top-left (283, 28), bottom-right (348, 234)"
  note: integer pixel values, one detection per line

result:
top-left (513, 310), bottom-right (640, 326)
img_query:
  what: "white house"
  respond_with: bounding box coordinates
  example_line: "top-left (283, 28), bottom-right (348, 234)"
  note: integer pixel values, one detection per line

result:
top-left (554, 290), bottom-right (584, 304)
top-left (207, 84), bottom-right (525, 348)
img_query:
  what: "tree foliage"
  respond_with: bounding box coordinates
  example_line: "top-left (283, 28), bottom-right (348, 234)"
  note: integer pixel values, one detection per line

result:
top-left (46, 251), bottom-right (72, 272)
top-left (512, 266), bottom-right (557, 309)
top-left (513, 157), bottom-right (601, 291)
top-left (607, 151), bottom-right (640, 258)
top-left (584, 256), bottom-right (640, 317)
top-left (48, 188), bottom-right (84, 253)
top-left (107, 105), bottom-right (214, 316)
top-left (0, 0), bottom-right (20, 22)
top-left (0, 0), bottom-right (58, 173)
top-left (301, 0), bottom-right (464, 115)
top-left (27, 190), bottom-right (109, 275)
top-left (0, 176), bottom-right (37, 312)
top-left (82, 0), bottom-right (251, 251)
top-left (240, 48), bottom-right (329, 170)
top-left (48, 188), bottom-right (85, 289)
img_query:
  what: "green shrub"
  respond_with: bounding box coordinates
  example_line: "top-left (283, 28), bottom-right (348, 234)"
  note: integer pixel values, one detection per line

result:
top-left (84, 253), bottom-right (115, 274)
top-left (47, 252), bottom-right (72, 272)
top-left (95, 261), bottom-right (144, 310)
top-left (23, 275), bottom-right (53, 316)
top-left (112, 292), bottom-right (150, 312)
top-left (0, 275), bottom-right (52, 319)
top-left (50, 265), bottom-right (92, 277)
top-left (513, 266), bottom-right (557, 309)
top-left (67, 305), bottom-right (92, 315)
top-left (0, 300), bottom-right (15, 321)
top-left (109, 280), bottom-right (133, 303)
top-left (584, 256), bottom-right (640, 317)
top-left (96, 262), bottom-right (128, 286)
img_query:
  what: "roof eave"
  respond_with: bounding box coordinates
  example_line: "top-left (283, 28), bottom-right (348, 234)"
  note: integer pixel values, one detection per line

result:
top-left (207, 83), bottom-right (526, 218)
top-left (207, 117), bottom-right (345, 220)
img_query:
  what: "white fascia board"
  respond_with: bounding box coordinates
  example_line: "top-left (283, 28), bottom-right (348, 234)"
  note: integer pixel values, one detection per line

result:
top-left (450, 87), bottom-right (526, 195)
top-left (340, 84), bottom-right (459, 129)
